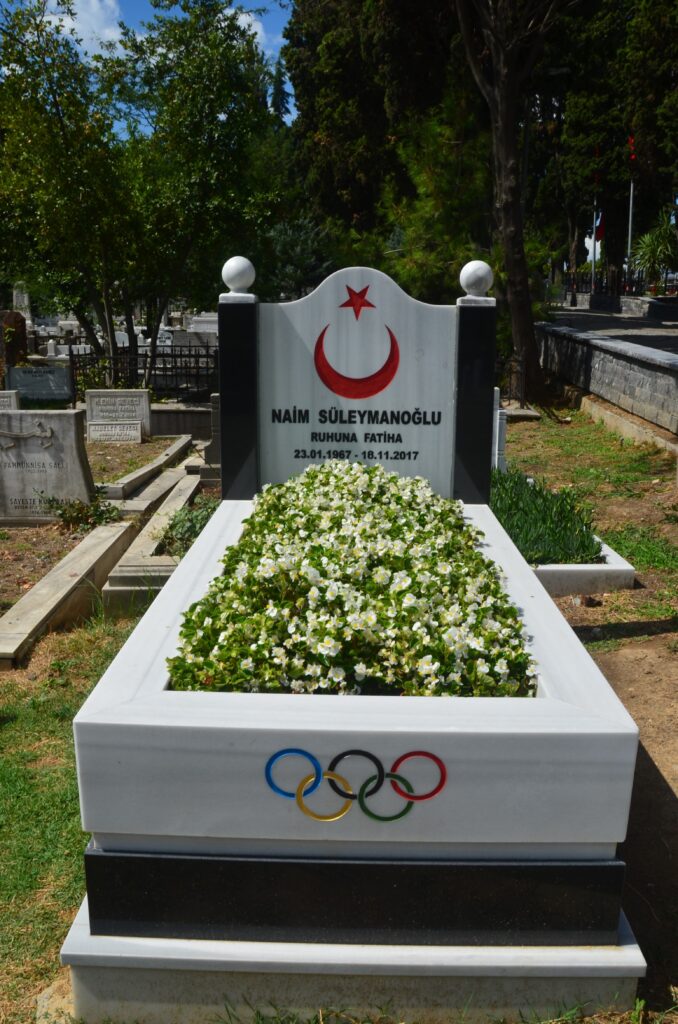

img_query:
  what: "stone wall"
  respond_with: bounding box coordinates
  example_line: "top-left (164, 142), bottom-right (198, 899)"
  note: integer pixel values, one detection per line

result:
top-left (536, 323), bottom-right (678, 434)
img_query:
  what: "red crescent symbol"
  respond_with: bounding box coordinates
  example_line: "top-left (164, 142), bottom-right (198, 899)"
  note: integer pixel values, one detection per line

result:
top-left (314, 325), bottom-right (400, 399)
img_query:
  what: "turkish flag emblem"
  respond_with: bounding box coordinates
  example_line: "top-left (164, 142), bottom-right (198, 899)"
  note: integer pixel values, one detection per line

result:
top-left (313, 285), bottom-right (400, 399)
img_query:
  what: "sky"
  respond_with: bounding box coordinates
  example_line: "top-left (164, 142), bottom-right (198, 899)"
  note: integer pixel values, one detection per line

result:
top-left (67, 0), bottom-right (289, 60)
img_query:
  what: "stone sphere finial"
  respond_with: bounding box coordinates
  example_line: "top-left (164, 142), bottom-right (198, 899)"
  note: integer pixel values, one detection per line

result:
top-left (222, 256), bottom-right (256, 293)
top-left (460, 260), bottom-right (493, 297)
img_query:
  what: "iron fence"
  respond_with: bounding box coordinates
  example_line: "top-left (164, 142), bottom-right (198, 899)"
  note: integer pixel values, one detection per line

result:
top-left (564, 268), bottom-right (652, 296)
top-left (70, 346), bottom-right (218, 401)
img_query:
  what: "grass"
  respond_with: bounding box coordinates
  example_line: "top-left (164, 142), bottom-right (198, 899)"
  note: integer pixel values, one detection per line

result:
top-left (506, 409), bottom-right (678, 643)
top-left (507, 410), bottom-right (675, 500)
top-left (0, 612), bottom-right (140, 1024)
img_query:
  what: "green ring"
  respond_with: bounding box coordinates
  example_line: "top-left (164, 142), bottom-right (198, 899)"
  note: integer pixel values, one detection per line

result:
top-left (358, 772), bottom-right (414, 822)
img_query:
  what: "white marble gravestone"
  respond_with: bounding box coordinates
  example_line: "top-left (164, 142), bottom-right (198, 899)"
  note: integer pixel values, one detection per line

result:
top-left (0, 390), bottom-right (20, 410)
top-left (85, 390), bottom-right (151, 438)
top-left (0, 410), bottom-right (95, 522)
top-left (258, 268), bottom-right (457, 497)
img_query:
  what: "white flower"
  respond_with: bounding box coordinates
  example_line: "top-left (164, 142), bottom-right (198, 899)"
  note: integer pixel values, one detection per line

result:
top-left (417, 655), bottom-right (438, 676)
top-left (317, 636), bottom-right (340, 657)
top-left (328, 666), bottom-right (345, 682)
top-left (354, 662), bottom-right (367, 681)
top-left (402, 593), bottom-right (417, 608)
top-left (240, 657), bottom-right (254, 671)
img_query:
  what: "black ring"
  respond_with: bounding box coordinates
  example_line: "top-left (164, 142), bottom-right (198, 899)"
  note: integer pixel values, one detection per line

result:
top-left (327, 749), bottom-right (385, 800)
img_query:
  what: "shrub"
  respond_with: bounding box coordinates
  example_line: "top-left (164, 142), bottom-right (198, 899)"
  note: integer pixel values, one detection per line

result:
top-left (490, 468), bottom-right (602, 565)
top-left (168, 461), bottom-right (536, 698)
top-left (158, 493), bottom-right (220, 557)
top-left (43, 486), bottom-right (122, 533)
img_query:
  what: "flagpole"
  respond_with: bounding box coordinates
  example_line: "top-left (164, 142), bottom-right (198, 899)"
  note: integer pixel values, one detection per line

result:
top-left (591, 198), bottom-right (597, 294)
top-left (626, 179), bottom-right (635, 264)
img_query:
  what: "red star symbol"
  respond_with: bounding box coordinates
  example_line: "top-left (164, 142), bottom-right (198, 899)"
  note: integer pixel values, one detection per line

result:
top-left (339, 285), bottom-right (375, 320)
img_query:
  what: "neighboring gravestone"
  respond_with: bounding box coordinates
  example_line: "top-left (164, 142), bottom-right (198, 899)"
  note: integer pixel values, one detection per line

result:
top-left (0, 391), bottom-right (20, 410)
top-left (85, 390), bottom-right (151, 438)
top-left (7, 364), bottom-right (73, 402)
top-left (200, 393), bottom-right (221, 482)
top-left (0, 410), bottom-right (95, 522)
top-left (87, 420), bottom-right (142, 443)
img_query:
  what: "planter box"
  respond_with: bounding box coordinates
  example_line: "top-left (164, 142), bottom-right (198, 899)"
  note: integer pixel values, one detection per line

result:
top-left (62, 500), bottom-right (644, 1021)
top-left (72, 500), bottom-right (638, 861)
top-left (535, 538), bottom-right (635, 597)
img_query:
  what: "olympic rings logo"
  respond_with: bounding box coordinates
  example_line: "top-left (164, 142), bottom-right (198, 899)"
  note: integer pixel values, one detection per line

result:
top-left (264, 748), bottom-right (447, 822)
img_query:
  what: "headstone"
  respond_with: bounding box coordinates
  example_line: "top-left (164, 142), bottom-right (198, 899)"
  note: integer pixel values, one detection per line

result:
top-left (0, 410), bottom-right (95, 522)
top-left (87, 420), bottom-right (142, 443)
top-left (7, 364), bottom-right (73, 402)
top-left (85, 390), bottom-right (151, 438)
top-left (0, 391), bottom-right (20, 410)
top-left (257, 267), bottom-right (458, 496)
top-left (200, 393), bottom-right (221, 482)
top-left (12, 282), bottom-right (32, 324)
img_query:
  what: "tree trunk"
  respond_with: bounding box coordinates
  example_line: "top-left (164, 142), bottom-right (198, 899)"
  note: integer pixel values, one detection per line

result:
top-left (491, 68), bottom-right (546, 399)
top-left (122, 287), bottom-right (139, 388)
top-left (73, 306), bottom-right (103, 355)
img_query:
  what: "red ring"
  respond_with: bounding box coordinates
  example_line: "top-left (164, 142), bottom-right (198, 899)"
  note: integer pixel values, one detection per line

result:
top-left (389, 751), bottom-right (447, 802)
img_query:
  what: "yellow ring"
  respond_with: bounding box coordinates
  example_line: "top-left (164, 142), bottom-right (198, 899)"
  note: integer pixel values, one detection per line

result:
top-left (296, 770), bottom-right (353, 822)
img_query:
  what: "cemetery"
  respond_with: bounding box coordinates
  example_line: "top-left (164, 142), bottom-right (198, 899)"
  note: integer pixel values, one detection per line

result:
top-left (1, 3), bottom-right (677, 1023)
top-left (1, 260), bottom-right (676, 1024)
top-left (29, 258), bottom-right (644, 1023)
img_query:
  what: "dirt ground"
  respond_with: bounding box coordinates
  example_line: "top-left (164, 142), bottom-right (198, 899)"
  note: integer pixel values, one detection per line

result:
top-left (507, 413), bottom-right (677, 1008)
top-left (0, 439), bottom-right (178, 614)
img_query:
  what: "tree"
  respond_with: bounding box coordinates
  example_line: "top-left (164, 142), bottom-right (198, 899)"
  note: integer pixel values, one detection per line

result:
top-left (454, 0), bottom-right (581, 396)
top-left (97, 0), bottom-right (272, 377)
top-left (270, 56), bottom-right (291, 124)
top-left (0, 0), bottom-right (128, 354)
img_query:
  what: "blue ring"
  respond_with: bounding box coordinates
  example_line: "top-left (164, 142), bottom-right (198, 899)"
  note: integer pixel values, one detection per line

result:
top-left (265, 748), bottom-right (322, 800)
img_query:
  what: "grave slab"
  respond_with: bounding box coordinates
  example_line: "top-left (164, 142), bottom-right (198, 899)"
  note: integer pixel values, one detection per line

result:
top-left (0, 409), bottom-right (94, 523)
top-left (85, 390), bottom-right (151, 437)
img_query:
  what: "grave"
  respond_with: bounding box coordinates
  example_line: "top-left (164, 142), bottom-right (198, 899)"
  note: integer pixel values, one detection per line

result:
top-left (6, 363), bottom-right (74, 403)
top-left (60, 259), bottom-right (644, 1022)
top-left (0, 409), bottom-right (94, 523)
top-left (87, 420), bottom-right (143, 444)
top-left (0, 390), bottom-right (20, 410)
top-left (85, 389), bottom-right (151, 439)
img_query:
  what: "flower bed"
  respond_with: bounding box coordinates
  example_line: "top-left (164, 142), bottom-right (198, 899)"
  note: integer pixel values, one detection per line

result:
top-left (169, 462), bottom-right (535, 697)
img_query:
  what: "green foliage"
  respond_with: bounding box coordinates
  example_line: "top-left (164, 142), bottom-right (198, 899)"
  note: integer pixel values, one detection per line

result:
top-left (632, 209), bottom-right (678, 286)
top-left (490, 468), bottom-right (603, 566)
top-left (43, 486), bottom-right (122, 533)
top-left (158, 493), bottom-right (220, 557)
top-left (169, 462), bottom-right (536, 697)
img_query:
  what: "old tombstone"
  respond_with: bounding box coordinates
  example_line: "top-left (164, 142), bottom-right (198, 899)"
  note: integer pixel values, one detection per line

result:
top-left (85, 389), bottom-right (151, 439)
top-left (7, 364), bottom-right (73, 402)
top-left (0, 391), bottom-right (20, 410)
top-left (0, 410), bottom-right (94, 522)
top-left (87, 421), bottom-right (143, 443)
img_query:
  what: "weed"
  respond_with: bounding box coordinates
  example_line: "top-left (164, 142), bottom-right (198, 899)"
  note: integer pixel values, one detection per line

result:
top-left (42, 486), bottom-right (122, 534)
top-left (490, 468), bottom-right (602, 565)
top-left (157, 492), bottom-right (220, 557)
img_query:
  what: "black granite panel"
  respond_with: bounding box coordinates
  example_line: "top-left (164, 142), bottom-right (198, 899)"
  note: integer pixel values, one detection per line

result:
top-left (217, 301), bottom-right (258, 498)
top-left (454, 304), bottom-right (497, 504)
top-left (85, 848), bottom-right (624, 946)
